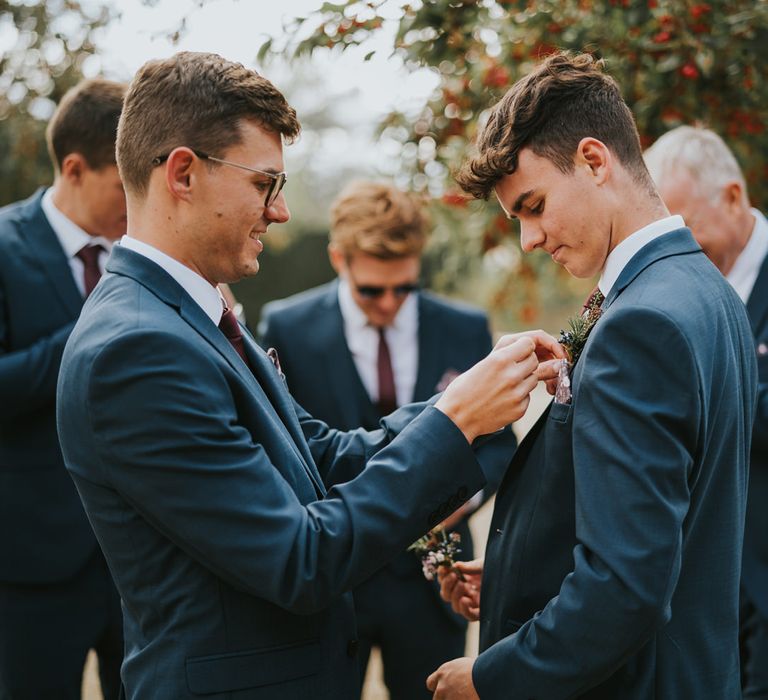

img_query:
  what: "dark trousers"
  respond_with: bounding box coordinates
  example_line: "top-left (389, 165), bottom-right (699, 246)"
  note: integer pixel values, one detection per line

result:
top-left (0, 550), bottom-right (123, 700)
top-left (742, 590), bottom-right (768, 699)
top-left (354, 565), bottom-right (466, 700)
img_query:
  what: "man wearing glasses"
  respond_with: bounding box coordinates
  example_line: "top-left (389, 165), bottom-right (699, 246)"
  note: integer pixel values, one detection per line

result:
top-left (260, 180), bottom-right (508, 699)
top-left (56, 53), bottom-right (560, 700)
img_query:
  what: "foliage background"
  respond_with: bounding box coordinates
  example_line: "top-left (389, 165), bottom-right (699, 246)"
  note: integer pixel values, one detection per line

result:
top-left (264, 0), bottom-right (768, 327)
top-left (2, 0), bottom-right (767, 329)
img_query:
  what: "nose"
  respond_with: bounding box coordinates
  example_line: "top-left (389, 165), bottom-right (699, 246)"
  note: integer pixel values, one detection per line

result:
top-left (519, 221), bottom-right (545, 253)
top-left (265, 191), bottom-right (290, 224)
top-left (377, 290), bottom-right (400, 315)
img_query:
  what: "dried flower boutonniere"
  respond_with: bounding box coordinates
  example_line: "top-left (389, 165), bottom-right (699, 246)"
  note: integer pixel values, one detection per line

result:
top-left (556, 291), bottom-right (604, 402)
top-left (408, 528), bottom-right (463, 581)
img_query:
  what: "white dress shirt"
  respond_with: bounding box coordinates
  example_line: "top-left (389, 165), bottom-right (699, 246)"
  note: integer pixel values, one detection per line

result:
top-left (119, 236), bottom-right (224, 325)
top-left (726, 208), bottom-right (768, 303)
top-left (599, 215), bottom-right (686, 296)
top-left (337, 279), bottom-right (419, 407)
top-left (42, 188), bottom-right (113, 297)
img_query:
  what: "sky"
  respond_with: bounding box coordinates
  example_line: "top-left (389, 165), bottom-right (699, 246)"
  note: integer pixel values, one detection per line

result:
top-left (91, 0), bottom-right (438, 187)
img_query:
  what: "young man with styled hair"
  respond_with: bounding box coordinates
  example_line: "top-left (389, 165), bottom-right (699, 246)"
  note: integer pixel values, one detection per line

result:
top-left (260, 179), bottom-right (508, 698)
top-left (56, 52), bottom-right (560, 699)
top-left (433, 52), bottom-right (757, 699)
top-left (0, 77), bottom-right (126, 699)
top-left (645, 125), bottom-right (768, 699)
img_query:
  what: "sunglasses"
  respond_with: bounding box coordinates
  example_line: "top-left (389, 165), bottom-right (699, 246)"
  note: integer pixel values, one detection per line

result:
top-left (151, 149), bottom-right (287, 208)
top-left (355, 283), bottom-right (420, 299)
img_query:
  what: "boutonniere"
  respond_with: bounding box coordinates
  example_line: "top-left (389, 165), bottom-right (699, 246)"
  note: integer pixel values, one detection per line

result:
top-left (408, 528), bottom-right (464, 581)
top-left (555, 294), bottom-right (603, 403)
top-left (558, 303), bottom-right (603, 368)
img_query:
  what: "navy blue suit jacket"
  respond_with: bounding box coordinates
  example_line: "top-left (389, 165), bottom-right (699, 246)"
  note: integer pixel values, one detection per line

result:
top-left (56, 246), bottom-right (516, 699)
top-left (474, 230), bottom-right (757, 699)
top-left (0, 189), bottom-right (98, 583)
top-left (260, 281), bottom-right (508, 619)
top-left (742, 243), bottom-right (768, 620)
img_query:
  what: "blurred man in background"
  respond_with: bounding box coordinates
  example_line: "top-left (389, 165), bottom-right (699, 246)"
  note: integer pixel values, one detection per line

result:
top-left (260, 180), bottom-right (509, 699)
top-left (645, 125), bottom-right (768, 699)
top-left (0, 78), bottom-right (126, 699)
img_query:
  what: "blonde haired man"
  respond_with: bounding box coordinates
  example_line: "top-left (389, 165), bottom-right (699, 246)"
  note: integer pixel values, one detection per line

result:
top-left (260, 180), bottom-right (509, 698)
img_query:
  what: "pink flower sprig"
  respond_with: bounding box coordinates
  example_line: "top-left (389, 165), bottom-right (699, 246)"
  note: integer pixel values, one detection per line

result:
top-left (408, 528), bottom-right (464, 581)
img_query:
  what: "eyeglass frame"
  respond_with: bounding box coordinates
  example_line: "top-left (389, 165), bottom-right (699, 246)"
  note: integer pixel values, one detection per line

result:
top-left (151, 148), bottom-right (287, 208)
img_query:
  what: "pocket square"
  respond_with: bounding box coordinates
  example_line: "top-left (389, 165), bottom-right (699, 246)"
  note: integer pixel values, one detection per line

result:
top-left (435, 369), bottom-right (460, 393)
top-left (266, 347), bottom-right (285, 379)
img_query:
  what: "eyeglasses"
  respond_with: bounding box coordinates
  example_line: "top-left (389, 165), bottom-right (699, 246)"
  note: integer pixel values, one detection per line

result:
top-left (354, 282), bottom-right (420, 299)
top-left (151, 149), bottom-right (287, 208)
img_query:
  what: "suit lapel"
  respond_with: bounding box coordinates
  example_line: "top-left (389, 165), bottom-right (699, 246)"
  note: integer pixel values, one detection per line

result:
top-left (413, 295), bottom-right (443, 401)
top-left (746, 252), bottom-right (768, 335)
top-left (22, 190), bottom-right (83, 318)
top-left (240, 330), bottom-right (326, 496)
top-left (108, 246), bottom-right (326, 498)
top-left (316, 285), bottom-right (381, 430)
top-left (602, 228), bottom-right (703, 311)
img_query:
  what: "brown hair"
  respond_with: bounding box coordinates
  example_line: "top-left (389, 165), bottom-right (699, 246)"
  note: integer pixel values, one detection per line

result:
top-left (330, 180), bottom-right (429, 259)
top-left (456, 52), bottom-right (652, 199)
top-left (46, 78), bottom-right (126, 173)
top-left (116, 51), bottom-right (301, 196)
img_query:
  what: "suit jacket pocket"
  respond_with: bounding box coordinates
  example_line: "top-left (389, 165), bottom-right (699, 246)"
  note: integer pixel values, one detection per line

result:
top-left (548, 400), bottom-right (572, 424)
top-left (185, 639), bottom-right (321, 695)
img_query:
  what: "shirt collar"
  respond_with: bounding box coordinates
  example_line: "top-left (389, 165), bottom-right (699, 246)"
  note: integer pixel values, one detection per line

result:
top-left (118, 235), bottom-right (224, 326)
top-left (599, 215), bottom-right (685, 296)
top-left (337, 277), bottom-right (419, 332)
top-left (42, 187), bottom-right (114, 258)
top-left (726, 208), bottom-right (768, 303)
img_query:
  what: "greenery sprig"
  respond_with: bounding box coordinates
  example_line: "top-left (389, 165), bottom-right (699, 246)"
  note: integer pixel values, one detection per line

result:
top-left (558, 293), bottom-right (604, 367)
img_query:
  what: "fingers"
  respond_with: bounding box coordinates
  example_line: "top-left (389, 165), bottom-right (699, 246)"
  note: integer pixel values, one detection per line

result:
top-left (495, 330), bottom-right (566, 361)
top-left (454, 558), bottom-right (484, 575)
top-left (426, 667), bottom-right (439, 692)
top-left (536, 358), bottom-right (562, 382)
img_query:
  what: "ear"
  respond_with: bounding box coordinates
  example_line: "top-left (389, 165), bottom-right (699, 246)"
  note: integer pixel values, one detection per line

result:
top-left (576, 137), bottom-right (611, 185)
top-left (59, 153), bottom-right (88, 184)
top-left (328, 243), bottom-right (347, 276)
top-left (164, 147), bottom-right (198, 202)
top-left (721, 181), bottom-right (744, 215)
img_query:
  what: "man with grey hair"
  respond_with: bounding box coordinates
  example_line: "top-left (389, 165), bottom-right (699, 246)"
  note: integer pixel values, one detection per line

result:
top-left (645, 125), bottom-right (768, 699)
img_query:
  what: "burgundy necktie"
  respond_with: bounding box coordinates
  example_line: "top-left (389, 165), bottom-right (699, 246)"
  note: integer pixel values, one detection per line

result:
top-left (377, 327), bottom-right (397, 416)
top-left (581, 286), bottom-right (605, 316)
top-left (75, 244), bottom-right (104, 297)
top-left (219, 307), bottom-right (252, 370)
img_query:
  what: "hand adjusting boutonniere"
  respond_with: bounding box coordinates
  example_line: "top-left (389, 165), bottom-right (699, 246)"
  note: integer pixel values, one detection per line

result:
top-left (556, 289), bottom-right (604, 403)
top-left (408, 528), bottom-right (464, 581)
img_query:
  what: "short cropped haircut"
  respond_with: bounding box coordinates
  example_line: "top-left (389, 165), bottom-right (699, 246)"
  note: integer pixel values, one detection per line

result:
top-left (330, 181), bottom-right (429, 259)
top-left (456, 52), bottom-right (652, 199)
top-left (117, 51), bottom-right (301, 196)
top-left (644, 126), bottom-right (747, 201)
top-left (46, 78), bottom-right (126, 173)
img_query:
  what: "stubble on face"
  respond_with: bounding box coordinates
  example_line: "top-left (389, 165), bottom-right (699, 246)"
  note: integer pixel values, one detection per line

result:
top-left (188, 122), bottom-right (286, 285)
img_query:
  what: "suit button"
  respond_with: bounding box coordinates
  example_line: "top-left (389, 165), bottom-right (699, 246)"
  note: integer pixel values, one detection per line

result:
top-left (347, 639), bottom-right (359, 657)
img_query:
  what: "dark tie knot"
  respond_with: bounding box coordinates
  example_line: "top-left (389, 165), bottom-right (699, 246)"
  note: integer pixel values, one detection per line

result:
top-left (76, 244), bottom-right (104, 266)
top-left (76, 244), bottom-right (105, 297)
top-left (581, 287), bottom-right (605, 315)
top-left (218, 307), bottom-right (242, 341)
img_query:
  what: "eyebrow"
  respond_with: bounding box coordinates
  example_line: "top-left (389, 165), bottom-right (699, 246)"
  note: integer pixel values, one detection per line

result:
top-left (512, 189), bottom-right (536, 214)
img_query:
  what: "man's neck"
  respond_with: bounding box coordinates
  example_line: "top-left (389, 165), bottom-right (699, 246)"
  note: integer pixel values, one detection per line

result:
top-left (50, 181), bottom-right (93, 236)
top-left (606, 193), bottom-right (670, 258)
top-left (720, 210), bottom-right (757, 276)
